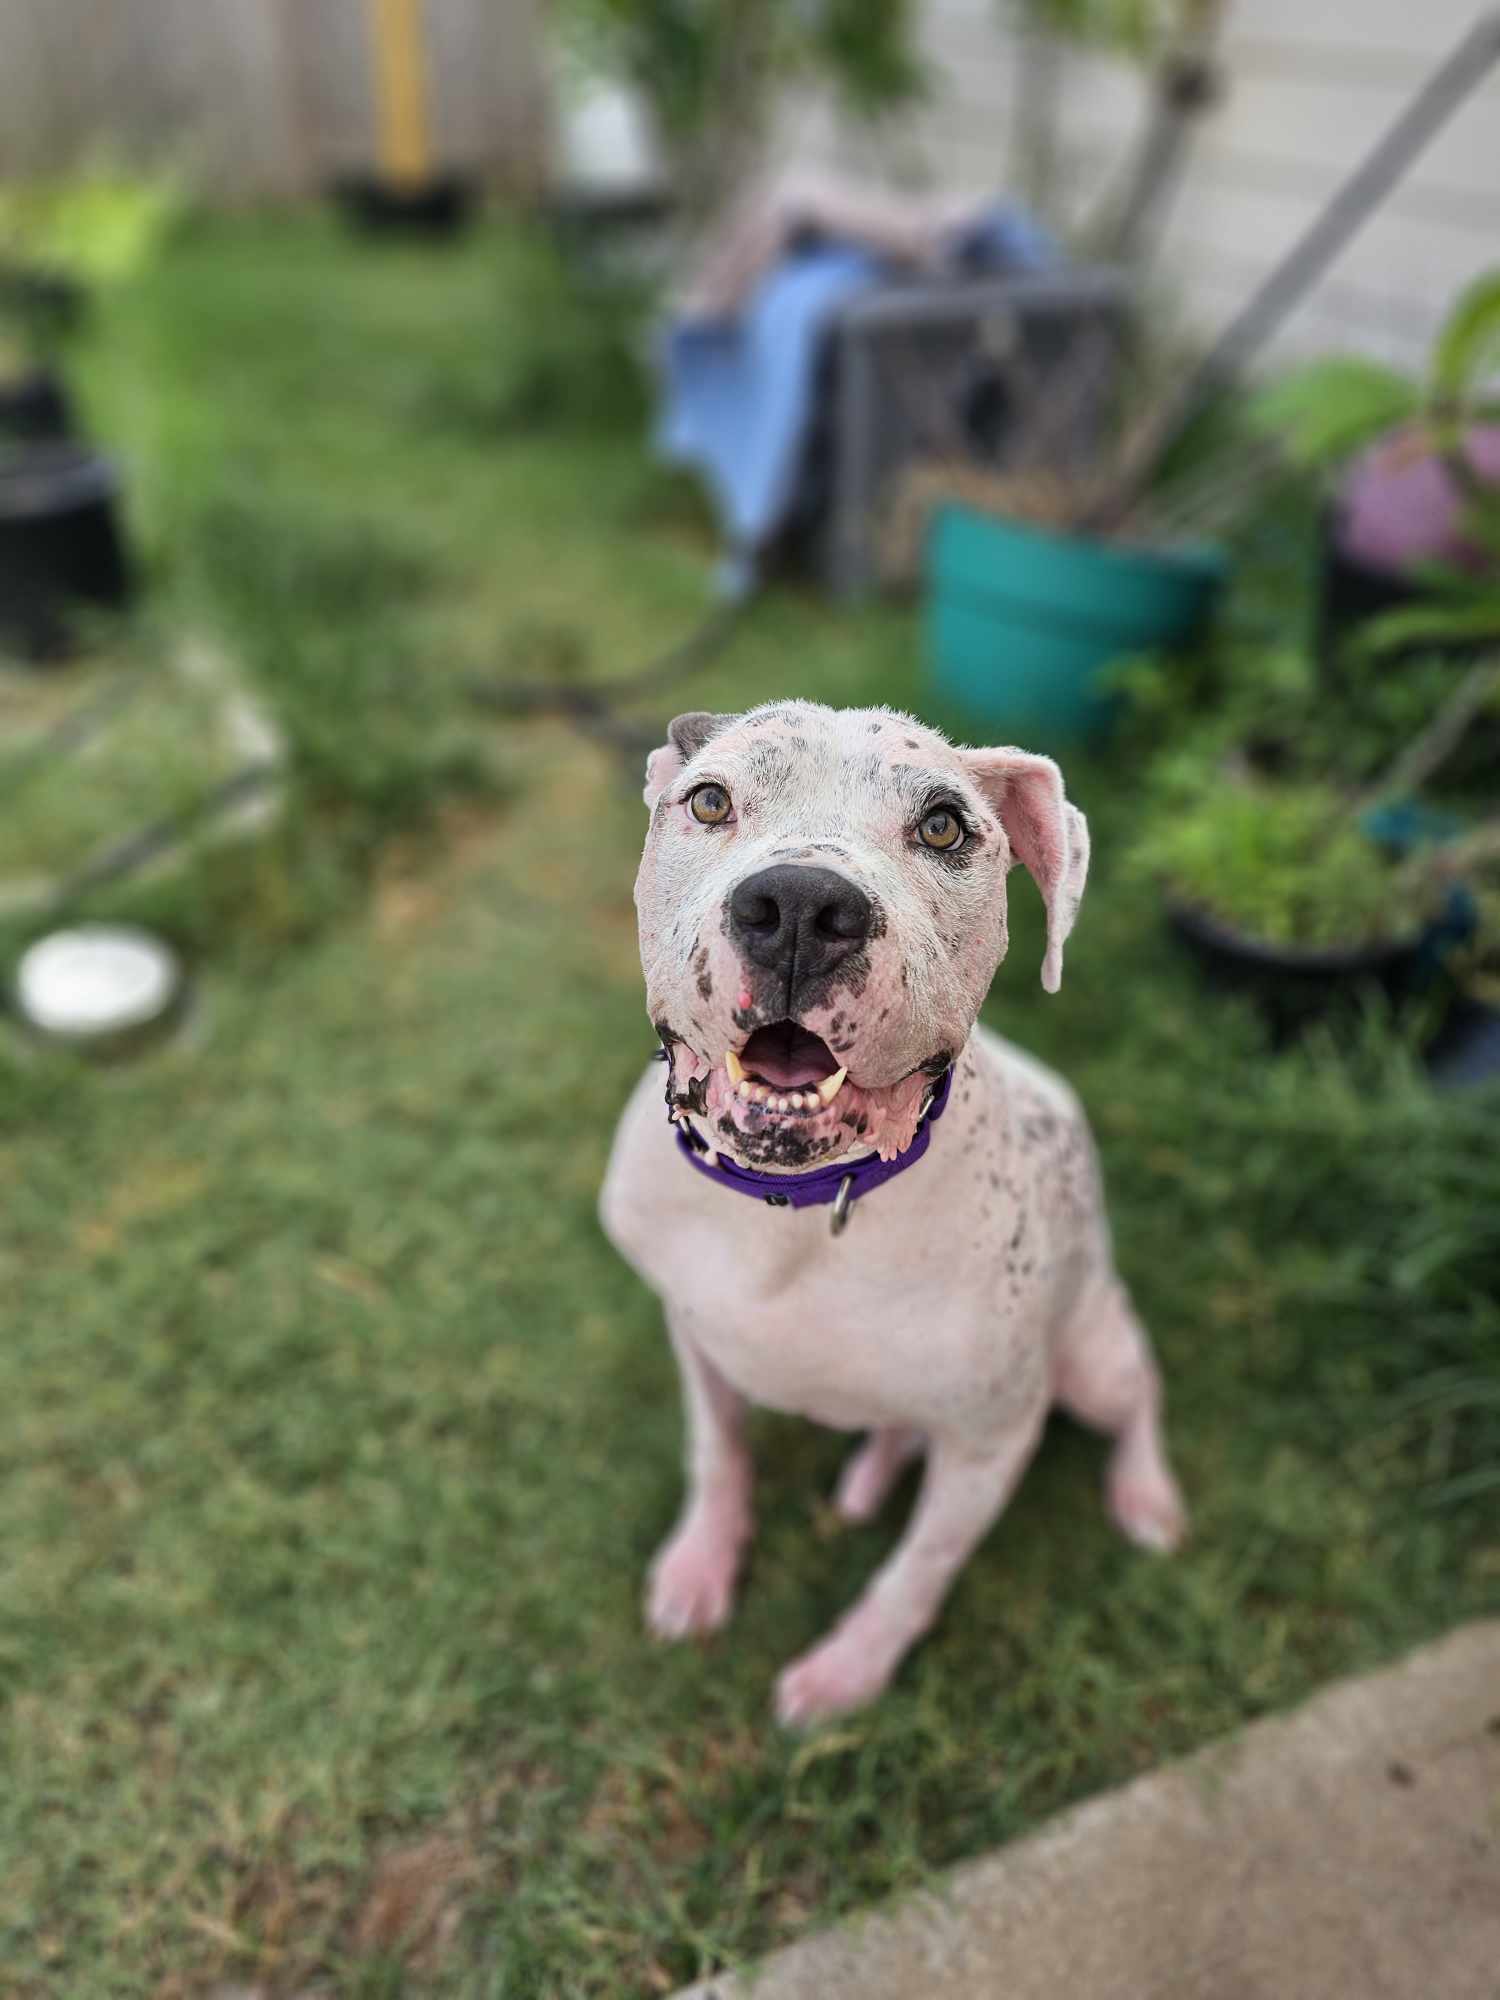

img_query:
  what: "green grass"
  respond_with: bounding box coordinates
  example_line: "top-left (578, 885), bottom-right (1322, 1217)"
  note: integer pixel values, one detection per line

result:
top-left (0, 643), bottom-right (251, 888)
top-left (1, 213), bottom-right (1497, 1999)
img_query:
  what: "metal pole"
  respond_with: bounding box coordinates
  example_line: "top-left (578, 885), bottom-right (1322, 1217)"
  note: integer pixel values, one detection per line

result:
top-left (1080, 8), bottom-right (1500, 534)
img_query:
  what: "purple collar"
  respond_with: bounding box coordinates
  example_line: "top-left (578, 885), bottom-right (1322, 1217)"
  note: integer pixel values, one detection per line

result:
top-left (674, 1066), bottom-right (954, 1236)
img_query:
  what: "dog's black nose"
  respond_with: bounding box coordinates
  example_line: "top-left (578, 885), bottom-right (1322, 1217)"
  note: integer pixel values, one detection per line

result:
top-left (728, 864), bottom-right (874, 993)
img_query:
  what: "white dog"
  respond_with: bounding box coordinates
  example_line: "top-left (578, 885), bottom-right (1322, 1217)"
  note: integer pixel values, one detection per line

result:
top-left (601, 701), bottom-right (1186, 1726)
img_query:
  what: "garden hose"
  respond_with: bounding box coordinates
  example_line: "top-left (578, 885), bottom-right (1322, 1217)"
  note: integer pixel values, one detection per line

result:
top-left (466, 577), bottom-right (756, 764)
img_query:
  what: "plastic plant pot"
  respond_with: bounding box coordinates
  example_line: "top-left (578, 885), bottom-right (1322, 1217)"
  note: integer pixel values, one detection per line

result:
top-left (924, 505), bottom-right (1226, 744)
top-left (0, 367), bottom-right (72, 444)
top-left (1164, 897), bottom-right (1433, 1043)
top-left (0, 441), bottom-right (131, 660)
top-left (331, 173), bottom-right (477, 238)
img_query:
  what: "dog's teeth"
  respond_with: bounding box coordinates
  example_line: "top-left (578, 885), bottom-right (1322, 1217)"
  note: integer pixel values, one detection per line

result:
top-left (737, 1079), bottom-right (754, 1101)
top-left (774, 1096), bottom-right (789, 1112)
top-left (816, 1068), bottom-right (848, 1106)
top-left (725, 1048), bottom-right (745, 1084)
top-left (753, 1085), bottom-right (770, 1104)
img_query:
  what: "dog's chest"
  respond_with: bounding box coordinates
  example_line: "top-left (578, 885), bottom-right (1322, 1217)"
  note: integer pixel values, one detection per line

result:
top-left (663, 1198), bottom-right (1045, 1432)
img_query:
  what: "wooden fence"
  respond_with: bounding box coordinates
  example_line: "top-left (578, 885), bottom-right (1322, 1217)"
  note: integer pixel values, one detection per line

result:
top-left (0, 0), bottom-right (548, 196)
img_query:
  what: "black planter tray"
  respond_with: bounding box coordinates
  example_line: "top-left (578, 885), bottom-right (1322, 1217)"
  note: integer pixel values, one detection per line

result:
top-left (331, 173), bottom-right (477, 238)
top-left (1165, 895), bottom-right (1430, 1040)
top-left (0, 441), bottom-right (131, 661)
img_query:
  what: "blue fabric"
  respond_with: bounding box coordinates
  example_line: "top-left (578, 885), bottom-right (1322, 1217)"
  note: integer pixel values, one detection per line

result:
top-left (657, 203), bottom-right (1060, 558)
top-left (659, 243), bottom-right (879, 552)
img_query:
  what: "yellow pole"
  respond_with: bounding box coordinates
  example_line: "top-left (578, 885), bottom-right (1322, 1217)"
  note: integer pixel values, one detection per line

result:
top-left (368, 0), bottom-right (433, 189)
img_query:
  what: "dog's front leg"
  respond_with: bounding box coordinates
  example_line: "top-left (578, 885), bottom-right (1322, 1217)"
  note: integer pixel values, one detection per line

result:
top-left (775, 1419), bottom-right (1044, 1727)
top-left (646, 1315), bottom-right (753, 1641)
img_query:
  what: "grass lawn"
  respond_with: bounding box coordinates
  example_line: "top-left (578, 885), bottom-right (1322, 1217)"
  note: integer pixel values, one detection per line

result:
top-left (1, 214), bottom-right (1497, 1998)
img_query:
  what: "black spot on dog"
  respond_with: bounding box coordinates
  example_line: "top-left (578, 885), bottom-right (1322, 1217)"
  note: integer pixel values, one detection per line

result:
top-left (718, 1114), bottom-right (836, 1171)
top-left (904, 737), bottom-right (920, 750)
top-left (674, 1074), bottom-right (709, 1118)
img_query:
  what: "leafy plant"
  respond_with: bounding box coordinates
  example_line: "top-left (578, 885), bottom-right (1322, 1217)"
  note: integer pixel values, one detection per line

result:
top-left (1127, 771), bottom-right (1421, 948)
top-left (0, 170), bottom-right (180, 370)
top-left (1252, 266), bottom-right (1500, 656)
top-left (561, 0), bottom-right (925, 224)
top-left (1252, 270), bottom-right (1500, 473)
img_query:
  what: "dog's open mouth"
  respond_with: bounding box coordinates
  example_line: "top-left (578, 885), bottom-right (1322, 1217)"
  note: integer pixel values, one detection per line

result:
top-left (726, 1020), bottom-right (846, 1116)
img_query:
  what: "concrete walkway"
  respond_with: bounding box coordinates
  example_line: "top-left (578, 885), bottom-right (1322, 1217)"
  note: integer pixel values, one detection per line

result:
top-left (679, 1622), bottom-right (1500, 2000)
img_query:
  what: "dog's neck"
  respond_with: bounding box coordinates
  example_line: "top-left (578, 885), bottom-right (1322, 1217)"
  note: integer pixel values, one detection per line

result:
top-left (671, 1064), bottom-right (956, 1232)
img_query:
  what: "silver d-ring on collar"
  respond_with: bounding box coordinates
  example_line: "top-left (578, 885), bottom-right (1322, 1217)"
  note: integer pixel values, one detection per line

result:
top-left (830, 1173), bottom-right (856, 1237)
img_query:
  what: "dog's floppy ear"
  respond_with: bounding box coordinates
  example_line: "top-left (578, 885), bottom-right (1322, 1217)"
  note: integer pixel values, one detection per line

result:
top-left (643, 711), bottom-right (739, 808)
top-left (961, 747), bottom-right (1090, 993)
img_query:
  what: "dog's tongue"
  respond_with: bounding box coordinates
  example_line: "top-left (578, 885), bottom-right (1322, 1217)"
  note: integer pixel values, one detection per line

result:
top-left (740, 1022), bottom-right (838, 1089)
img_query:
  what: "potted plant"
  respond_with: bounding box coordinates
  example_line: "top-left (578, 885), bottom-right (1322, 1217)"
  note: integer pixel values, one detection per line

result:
top-left (0, 175), bottom-right (174, 660)
top-left (920, 464), bottom-right (1228, 742)
top-left (0, 266), bottom-right (79, 445)
top-left (1251, 267), bottom-right (1500, 664)
top-left (1125, 647), bottom-right (1500, 1035)
top-left (1129, 767), bottom-right (1449, 1035)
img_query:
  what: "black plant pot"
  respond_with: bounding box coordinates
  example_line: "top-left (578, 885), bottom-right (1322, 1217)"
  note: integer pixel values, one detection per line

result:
top-left (1165, 896), bottom-right (1432, 1042)
top-left (331, 173), bottom-right (477, 238)
top-left (0, 443), bottom-right (132, 661)
top-left (1318, 518), bottom-right (1424, 666)
top-left (1427, 997), bottom-right (1500, 1089)
top-left (0, 367), bottom-right (73, 445)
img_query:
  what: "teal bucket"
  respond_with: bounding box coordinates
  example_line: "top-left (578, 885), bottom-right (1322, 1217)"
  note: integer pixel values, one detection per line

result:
top-left (924, 505), bottom-right (1227, 742)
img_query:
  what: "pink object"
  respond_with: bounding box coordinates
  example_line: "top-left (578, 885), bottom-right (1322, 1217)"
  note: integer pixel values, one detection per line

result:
top-left (1337, 424), bottom-right (1500, 577)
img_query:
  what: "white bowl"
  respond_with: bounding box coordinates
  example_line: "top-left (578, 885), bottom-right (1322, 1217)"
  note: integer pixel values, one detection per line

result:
top-left (14, 924), bottom-right (184, 1053)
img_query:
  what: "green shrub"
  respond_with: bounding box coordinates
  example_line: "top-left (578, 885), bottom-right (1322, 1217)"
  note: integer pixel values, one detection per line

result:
top-left (1127, 773), bottom-right (1418, 949)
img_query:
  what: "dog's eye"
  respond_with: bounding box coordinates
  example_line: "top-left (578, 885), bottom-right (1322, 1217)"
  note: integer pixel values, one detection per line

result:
top-left (918, 807), bottom-right (964, 852)
top-left (688, 783), bottom-right (733, 825)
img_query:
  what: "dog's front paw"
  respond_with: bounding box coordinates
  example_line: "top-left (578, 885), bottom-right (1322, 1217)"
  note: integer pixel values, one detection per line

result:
top-left (646, 1520), bottom-right (742, 1641)
top-left (774, 1632), bottom-right (892, 1728)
